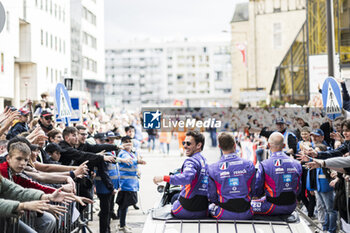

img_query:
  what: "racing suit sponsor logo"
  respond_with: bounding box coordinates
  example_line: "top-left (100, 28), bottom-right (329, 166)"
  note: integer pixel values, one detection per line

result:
top-left (274, 159), bottom-right (282, 166)
top-left (275, 168), bottom-right (284, 174)
top-left (228, 177), bottom-right (239, 186)
top-left (287, 167), bottom-right (297, 173)
top-left (219, 162), bottom-right (228, 170)
top-left (233, 169), bottom-right (247, 176)
top-left (229, 161), bottom-right (243, 166)
top-left (220, 171), bottom-right (230, 178)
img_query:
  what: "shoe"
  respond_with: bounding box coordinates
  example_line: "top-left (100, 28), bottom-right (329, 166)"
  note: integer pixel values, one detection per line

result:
top-left (133, 204), bottom-right (139, 210)
top-left (117, 226), bottom-right (132, 233)
top-left (111, 212), bottom-right (119, 220)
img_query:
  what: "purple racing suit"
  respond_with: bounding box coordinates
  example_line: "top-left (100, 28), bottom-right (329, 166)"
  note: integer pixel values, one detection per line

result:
top-left (167, 152), bottom-right (209, 219)
top-left (207, 153), bottom-right (255, 220)
top-left (251, 151), bottom-right (302, 215)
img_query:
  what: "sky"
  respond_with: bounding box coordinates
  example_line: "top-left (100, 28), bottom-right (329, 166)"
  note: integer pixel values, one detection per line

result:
top-left (104, 0), bottom-right (248, 48)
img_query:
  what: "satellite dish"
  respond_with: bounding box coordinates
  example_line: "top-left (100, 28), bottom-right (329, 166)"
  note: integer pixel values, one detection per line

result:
top-left (0, 2), bottom-right (5, 34)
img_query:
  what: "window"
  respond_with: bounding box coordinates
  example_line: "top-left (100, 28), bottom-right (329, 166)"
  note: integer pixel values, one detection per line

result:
top-left (40, 0), bottom-right (43, 9)
top-left (59, 38), bottom-right (61, 52)
top-left (50, 0), bottom-right (52, 14)
top-left (1, 53), bottom-right (4, 72)
top-left (45, 0), bottom-right (48, 11)
top-left (40, 30), bottom-right (43, 45)
top-left (54, 4), bottom-right (57, 17)
top-left (63, 41), bottom-right (65, 54)
top-left (50, 34), bottom-right (53, 48)
top-left (55, 36), bottom-right (57, 50)
top-left (273, 23), bottom-right (282, 49)
top-left (273, 0), bottom-right (281, 12)
top-left (46, 67), bottom-right (49, 79)
top-left (58, 6), bottom-right (61, 20)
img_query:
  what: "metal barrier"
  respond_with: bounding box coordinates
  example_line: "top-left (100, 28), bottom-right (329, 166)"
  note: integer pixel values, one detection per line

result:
top-left (0, 200), bottom-right (93, 233)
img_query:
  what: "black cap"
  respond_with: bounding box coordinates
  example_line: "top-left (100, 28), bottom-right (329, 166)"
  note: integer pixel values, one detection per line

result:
top-left (41, 110), bottom-right (53, 117)
top-left (45, 143), bottom-right (62, 154)
top-left (94, 133), bottom-right (107, 140)
top-left (121, 136), bottom-right (132, 143)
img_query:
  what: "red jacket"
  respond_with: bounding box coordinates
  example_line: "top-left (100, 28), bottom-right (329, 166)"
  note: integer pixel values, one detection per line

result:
top-left (0, 161), bottom-right (55, 194)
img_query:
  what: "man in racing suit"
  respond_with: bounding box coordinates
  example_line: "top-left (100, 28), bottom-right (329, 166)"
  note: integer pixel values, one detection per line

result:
top-left (208, 132), bottom-right (255, 219)
top-left (251, 132), bottom-right (302, 215)
top-left (153, 130), bottom-right (208, 219)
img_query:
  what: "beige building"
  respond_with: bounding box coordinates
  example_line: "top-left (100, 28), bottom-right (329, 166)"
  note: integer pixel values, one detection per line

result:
top-left (231, 1), bottom-right (306, 105)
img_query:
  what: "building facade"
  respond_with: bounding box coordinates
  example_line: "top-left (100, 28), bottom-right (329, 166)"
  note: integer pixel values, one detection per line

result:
top-left (230, 0), bottom-right (306, 105)
top-left (0, 0), bottom-right (71, 108)
top-left (105, 40), bottom-right (232, 109)
top-left (70, 0), bottom-right (105, 108)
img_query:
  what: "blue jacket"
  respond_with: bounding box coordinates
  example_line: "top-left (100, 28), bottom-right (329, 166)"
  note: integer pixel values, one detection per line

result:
top-left (94, 159), bottom-right (120, 194)
top-left (118, 150), bottom-right (139, 192)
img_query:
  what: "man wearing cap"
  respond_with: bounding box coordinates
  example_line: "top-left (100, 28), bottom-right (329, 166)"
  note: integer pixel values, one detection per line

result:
top-left (6, 108), bottom-right (30, 140)
top-left (39, 110), bottom-right (54, 134)
top-left (259, 117), bottom-right (298, 157)
top-left (310, 129), bottom-right (332, 149)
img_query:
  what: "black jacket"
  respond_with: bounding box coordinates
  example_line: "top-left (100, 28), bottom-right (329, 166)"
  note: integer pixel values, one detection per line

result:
top-left (58, 141), bottom-right (104, 166)
top-left (317, 140), bottom-right (350, 159)
top-left (77, 143), bottom-right (119, 154)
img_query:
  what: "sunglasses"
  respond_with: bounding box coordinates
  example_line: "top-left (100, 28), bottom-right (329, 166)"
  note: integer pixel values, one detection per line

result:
top-left (182, 141), bottom-right (192, 146)
top-left (44, 116), bottom-right (52, 121)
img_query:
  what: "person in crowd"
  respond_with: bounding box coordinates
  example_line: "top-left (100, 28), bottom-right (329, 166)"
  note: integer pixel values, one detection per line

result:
top-left (125, 125), bottom-right (140, 151)
top-left (94, 135), bottom-right (120, 233)
top-left (312, 144), bottom-right (337, 233)
top-left (45, 143), bottom-right (62, 162)
top-left (159, 131), bottom-right (171, 155)
top-left (146, 128), bottom-right (157, 152)
top-left (208, 132), bottom-right (255, 219)
top-left (47, 129), bottom-right (63, 144)
top-left (153, 130), bottom-right (208, 219)
top-left (0, 173), bottom-right (68, 233)
top-left (251, 132), bottom-right (302, 215)
top-left (117, 136), bottom-right (146, 233)
top-left (0, 141), bottom-right (91, 233)
top-left (296, 127), bottom-right (316, 218)
top-left (38, 110), bottom-right (54, 134)
top-left (252, 117), bottom-right (298, 157)
top-left (6, 108), bottom-right (30, 140)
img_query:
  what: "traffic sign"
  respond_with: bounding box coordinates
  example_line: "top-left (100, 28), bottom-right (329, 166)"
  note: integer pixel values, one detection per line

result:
top-left (322, 77), bottom-right (342, 120)
top-left (55, 97), bottom-right (81, 123)
top-left (55, 83), bottom-right (73, 125)
top-left (0, 2), bottom-right (5, 34)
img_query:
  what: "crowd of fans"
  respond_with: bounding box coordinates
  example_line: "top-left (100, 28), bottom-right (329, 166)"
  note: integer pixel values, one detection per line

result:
top-left (0, 98), bottom-right (147, 233)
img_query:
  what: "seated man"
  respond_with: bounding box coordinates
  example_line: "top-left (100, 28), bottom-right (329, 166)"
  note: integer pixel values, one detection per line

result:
top-left (153, 130), bottom-right (208, 219)
top-left (251, 132), bottom-right (302, 215)
top-left (208, 132), bottom-right (255, 220)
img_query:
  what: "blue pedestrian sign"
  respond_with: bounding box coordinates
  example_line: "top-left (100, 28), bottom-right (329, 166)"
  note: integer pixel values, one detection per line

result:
top-left (322, 77), bottom-right (342, 120)
top-left (55, 83), bottom-right (73, 125)
top-left (55, 97), bottom-right (81, 123)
